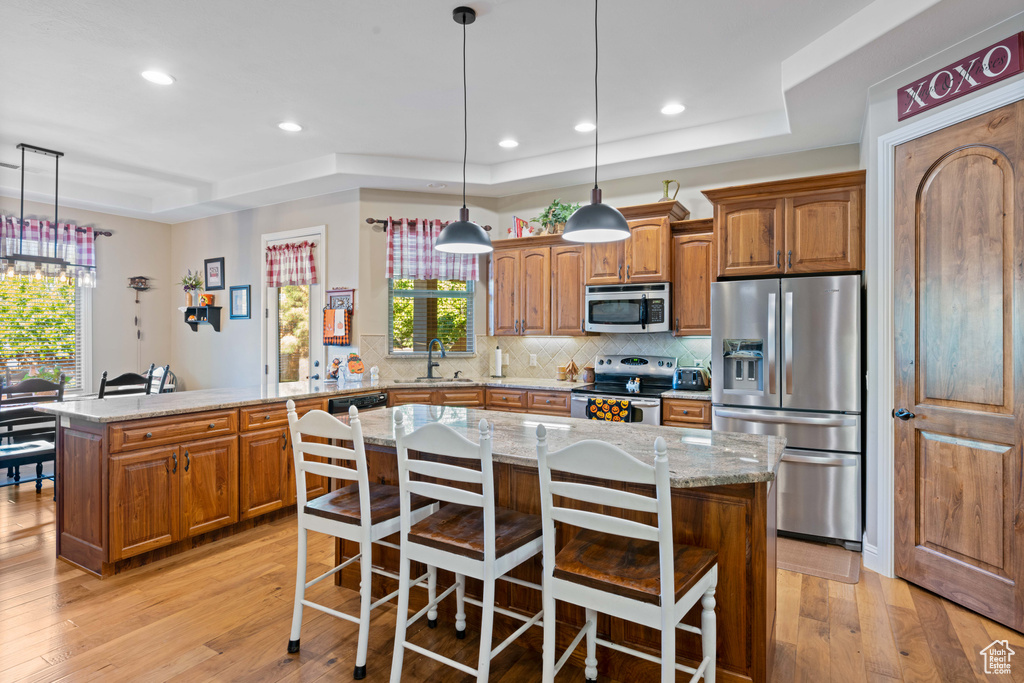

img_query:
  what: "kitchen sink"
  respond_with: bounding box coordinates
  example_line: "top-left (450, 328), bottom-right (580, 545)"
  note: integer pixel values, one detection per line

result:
top-left (411, 377), bottom-right (474, 382)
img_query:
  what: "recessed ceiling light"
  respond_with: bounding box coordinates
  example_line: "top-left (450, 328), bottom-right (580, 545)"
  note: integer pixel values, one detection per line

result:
top-left (661, 103), bottom-right (686, 115)
top-left (427, 183), bottom-right (447, 189)
top-left (498, 139), bottom-right (519, 148)
top-left (278, 122), bottom-right (303, 132)
top-left (574, 122), bottom-right (596, 132)
top-left (141, 70), bottom-right (175, 85)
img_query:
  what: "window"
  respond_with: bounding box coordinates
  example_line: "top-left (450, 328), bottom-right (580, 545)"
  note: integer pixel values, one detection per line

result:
top-left (389, 279), bottom-right (474, 355)
top-left (0, 274), bottom-right (89, 392)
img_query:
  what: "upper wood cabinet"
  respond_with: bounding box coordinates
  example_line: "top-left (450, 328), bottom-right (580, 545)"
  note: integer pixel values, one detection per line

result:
top-left (703, 171), bottom-right (865, 278)
top-left (584, 217), bottom-right (673, 285)
top-left (671, 219), bottom-right (715, 336)
top-left (550, 245), bottom-right (587, 336)
top-left (491, 250), bottom-right (520, 336)
top-left (519, 247), bottom-right (551, 335)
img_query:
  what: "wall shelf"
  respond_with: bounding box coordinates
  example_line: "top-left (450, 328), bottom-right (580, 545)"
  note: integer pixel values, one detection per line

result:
top-left (184, 306), bottom-right (222, 332)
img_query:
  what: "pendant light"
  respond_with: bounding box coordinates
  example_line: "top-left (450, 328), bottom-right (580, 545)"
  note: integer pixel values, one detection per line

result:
top-left (435, 6), bottom-right (493, 254)
top-left (562, 0), bottom-right (630, 243)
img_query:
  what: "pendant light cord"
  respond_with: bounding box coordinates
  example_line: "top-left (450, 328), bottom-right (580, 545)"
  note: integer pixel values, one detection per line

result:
top-left (462, 20), bottom-right (468, 210)
top-left (593, 0), bottom-right (599, 190)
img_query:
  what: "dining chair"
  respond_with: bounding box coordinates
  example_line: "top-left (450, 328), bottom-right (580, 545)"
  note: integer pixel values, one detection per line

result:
top-left (285, 401), bottom-right (439, 680)
top-left (98, 363), bottom-right (155, 398)
top-left (536, 424), bottom-right (719, 683)
top-left (0, 374), bottom-right (65, 493)
top-left (149, 364), bottom-right (172, 394)
top-left (390, 413), bottom-right (544, 683)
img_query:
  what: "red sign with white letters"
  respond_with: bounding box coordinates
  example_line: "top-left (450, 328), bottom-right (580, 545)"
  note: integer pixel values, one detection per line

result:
top-left (897, 32), bottom-right (1024, 121)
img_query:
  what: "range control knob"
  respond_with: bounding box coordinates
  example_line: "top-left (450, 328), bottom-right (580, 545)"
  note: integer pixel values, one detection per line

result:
top-left (598, 360), bottom-right (604, 365)
top-left (605, 358), bottom-right (612, 365)
top-left (667, 361), bottom-right (673, 367)
top-left (658, 361), bottom-right (664, 366)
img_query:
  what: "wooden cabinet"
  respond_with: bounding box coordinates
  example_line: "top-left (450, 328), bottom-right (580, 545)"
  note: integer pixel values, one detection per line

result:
top-left (388, 388), bottom-right (485, 408)
top-left (486, 388), bottom-right (528, 410)
top-left (388, 389), bottom-right (435, 406)
top-left (550, 245), bottom-right (587, 336)
top-left (109, 409), bottom-right (237, 453)
top-left (671, 220), bottom-right (715, 336)
top-left (181, 436), bottom-right (238, 537)
top-left (109, 446), bottom-right (181, 561)
top-left (491, 250), bottom-right (520, 336)
top-left (704, 171), bottom-right (865, 278)
top-left (584, 217), bottom-right (672, 285)
top-left (661, 399), bottom-right (711, 428)
top-left (519, 248), bottom-right (551, 335)
top-left (239, 428), bottom-right (289, 520)
top-left (110, 434), bottom-right (240, 561)
top-left (486, 387), bottom-right (571, 416)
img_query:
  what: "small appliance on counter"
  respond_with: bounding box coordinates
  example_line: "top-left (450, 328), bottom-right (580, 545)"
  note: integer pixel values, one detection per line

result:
top-left (673, 366), bottom-right (709, 391)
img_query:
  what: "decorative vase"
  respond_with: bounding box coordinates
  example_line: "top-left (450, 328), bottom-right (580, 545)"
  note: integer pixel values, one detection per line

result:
top-left (659, 179), bottom-right (681, 202)
top-left (186, 290), bottom-right (194, 307)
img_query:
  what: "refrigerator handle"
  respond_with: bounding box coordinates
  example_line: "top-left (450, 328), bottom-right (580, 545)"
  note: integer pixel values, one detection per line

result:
top-left (784, 290), bottom-right (793, 395)
top-left (767, 292), bottom-right (776, 395)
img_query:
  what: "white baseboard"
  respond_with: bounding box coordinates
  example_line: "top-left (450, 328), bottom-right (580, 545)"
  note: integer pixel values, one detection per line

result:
top-left (861, 540), bottom-right (889, 576)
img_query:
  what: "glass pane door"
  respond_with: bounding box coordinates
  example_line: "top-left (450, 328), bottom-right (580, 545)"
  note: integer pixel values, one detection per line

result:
top-left (276, 285), bottom-right (309, 384)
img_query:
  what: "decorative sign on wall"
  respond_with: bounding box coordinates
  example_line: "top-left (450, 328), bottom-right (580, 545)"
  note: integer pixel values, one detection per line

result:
top-left (897, 32), bottom-right (1023, 121)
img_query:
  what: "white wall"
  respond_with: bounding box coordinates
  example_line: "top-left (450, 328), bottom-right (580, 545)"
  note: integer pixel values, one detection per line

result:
top-left (0, 197), bottom-right (172, 391)
top-left (860, 14), bottom-right (1024, 574)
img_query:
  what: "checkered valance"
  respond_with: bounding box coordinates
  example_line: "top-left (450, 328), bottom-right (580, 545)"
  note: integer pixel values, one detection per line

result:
top-left (384, 218), bottom-right (478, 281)
top-left (0, 215), bottom-right (96, 282)
top-left (265, 240), bottom-right (317, 288)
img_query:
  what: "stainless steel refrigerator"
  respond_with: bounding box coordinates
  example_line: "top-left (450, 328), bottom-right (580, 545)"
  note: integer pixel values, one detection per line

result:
top-left (711, 275), bottom-right (862, 550)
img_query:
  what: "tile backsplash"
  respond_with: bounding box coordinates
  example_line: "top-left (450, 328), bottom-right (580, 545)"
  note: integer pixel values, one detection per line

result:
top-left (355, 333), bottom-right (712, 382)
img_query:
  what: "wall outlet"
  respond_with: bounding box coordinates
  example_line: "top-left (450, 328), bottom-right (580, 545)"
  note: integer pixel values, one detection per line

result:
top-left (529, 353), bottom-right (538, 367)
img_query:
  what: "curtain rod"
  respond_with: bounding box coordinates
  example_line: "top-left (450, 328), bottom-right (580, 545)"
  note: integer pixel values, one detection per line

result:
top-left (1, 214), bottom-right (111, 237)
top-left (364, 217), bottom-right (492, 233)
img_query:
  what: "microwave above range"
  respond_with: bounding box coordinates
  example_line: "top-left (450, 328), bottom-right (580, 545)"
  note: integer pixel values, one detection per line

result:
top-left (584, 282), bottom-right (670, 334)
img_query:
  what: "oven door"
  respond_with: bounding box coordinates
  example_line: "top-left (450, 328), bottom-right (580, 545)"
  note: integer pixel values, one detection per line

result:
top-left (570, 393), bottom-right (662, 425)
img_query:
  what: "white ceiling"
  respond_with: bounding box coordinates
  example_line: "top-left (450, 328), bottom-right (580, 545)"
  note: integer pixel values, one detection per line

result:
top-left (1, 0), bottom-right (1021, 223)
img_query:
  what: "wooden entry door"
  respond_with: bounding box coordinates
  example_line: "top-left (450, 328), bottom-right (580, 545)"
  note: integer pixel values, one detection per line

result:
top-left (894, 100), bottom-right (1024, 631)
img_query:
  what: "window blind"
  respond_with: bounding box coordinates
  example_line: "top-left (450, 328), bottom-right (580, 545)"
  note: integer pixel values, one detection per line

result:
top-left (0, 274), bottom-right (83, 390)
top-left (389, 279), bottom-right (474, 354)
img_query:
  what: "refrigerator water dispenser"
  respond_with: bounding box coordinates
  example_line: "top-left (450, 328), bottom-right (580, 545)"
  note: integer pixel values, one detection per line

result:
top-left (721, 339), bottom-right (763, 391)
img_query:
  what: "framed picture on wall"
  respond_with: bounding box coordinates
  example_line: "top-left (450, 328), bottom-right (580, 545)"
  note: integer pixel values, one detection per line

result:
top-left (229, 285), bottom-right (250, 319)
top-left (204, 257), bottom-right (225, 291)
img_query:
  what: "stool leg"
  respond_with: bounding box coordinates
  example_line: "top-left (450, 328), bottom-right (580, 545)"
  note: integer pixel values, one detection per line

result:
top-left (36, 462), bottom-right (43, 492)
top-left (389, 553), bottom-right (413, 683)
top-left (287, 527), bottom-right (308, 654)
top-left (475, 576), bottom-right (496, 682)
top-left (584, 608), bottom-right (598, 682)
top-left (702, 588), bottom-right (717, 683)
top-left (660, 605), bottom-right (676, 683)
top-left (427, 564), bottom-right (438, 628)
top-left (353, 541), bottom-right (372, 680)
top-left (541, 584), bottom-right (557, 682)
top-left (454, 572), bottom-right (467, 638)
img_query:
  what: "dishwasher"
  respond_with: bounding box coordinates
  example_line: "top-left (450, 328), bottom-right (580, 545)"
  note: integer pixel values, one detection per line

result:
top-left (327, 392), bottom-right (388, 417)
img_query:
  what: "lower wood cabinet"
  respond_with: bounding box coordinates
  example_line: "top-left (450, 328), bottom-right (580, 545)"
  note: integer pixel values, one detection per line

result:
top-left (109, 434), bottom-right (239, 561)
top-left (661, 399), bottom-right (711, 429)
top-left (389, 388), bottom-right (485, 407)
top-left (239, 427), bottom-right (290, 520)
top-left (487, 388), bottom-right (571, 416)
top-left (486, 388), bottom-right (528, 410)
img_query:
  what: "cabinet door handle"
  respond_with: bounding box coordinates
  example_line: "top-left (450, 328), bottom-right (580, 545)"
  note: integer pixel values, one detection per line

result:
top-left (171, 452), bottom-right (177, 474)
top-left (618, 264), bottom-right (622, 279)
top-left (682, 409), bottom-right (688, 415)
top-left (282, 431), bottom-right (288, 451)
top-left (502, 396), bottom-right (508, 401)
top-left (675, 317), bottom-right (679, 329)
top-left (626, 265), bottom-right (631, 280)
top-left (776, 250), bottom-right (781, 269)
top-left (787, 250), bottom-right (792, 269)
top-left (184, 451), bottom-right (190, 472)
top-left (514, 320), bottom-right (519, 334)
top-left (545, 399), bottom-right (551, 404)
top-left (264, 414), bottom-right (270, 421)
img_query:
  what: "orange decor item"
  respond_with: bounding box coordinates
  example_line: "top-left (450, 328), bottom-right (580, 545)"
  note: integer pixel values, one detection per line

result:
top-left (199, 293), bottom-right (215, 306)
top-left (346, 353), bottom-right (364, 374)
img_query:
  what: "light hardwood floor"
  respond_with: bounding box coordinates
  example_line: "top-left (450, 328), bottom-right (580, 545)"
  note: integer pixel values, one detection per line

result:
top-left (2, 480), bottom-right (1021, 682)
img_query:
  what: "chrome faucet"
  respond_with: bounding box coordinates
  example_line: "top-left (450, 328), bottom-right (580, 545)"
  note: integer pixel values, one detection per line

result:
top-left (427, 338), bottom-right (446, 379)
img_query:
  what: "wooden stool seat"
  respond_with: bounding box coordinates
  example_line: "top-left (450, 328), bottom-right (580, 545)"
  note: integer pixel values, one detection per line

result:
top-left (407, 503), bottom-right (542, 561)
top-left (304, 483), bottom-right (432, 525)
top-left (553, 529), bottom-right (718, 606)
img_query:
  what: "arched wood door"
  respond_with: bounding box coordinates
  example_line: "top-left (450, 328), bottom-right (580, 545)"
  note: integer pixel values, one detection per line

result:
top-left (894, 99), bottom-right (1024, 630)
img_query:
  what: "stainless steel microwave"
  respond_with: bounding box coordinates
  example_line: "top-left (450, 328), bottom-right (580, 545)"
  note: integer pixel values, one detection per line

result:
top-left (584, 282), bottom-right (670, 333)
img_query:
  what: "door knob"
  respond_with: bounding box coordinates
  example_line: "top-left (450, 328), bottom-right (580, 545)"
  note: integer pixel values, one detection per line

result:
top-left (893, 408), bottom-right (915, 420)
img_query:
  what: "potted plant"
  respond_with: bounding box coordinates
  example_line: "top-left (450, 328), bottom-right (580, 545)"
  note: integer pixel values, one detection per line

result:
top-left (532, 198), bottom-right (581, 235)
top-left (178, 269), bottom-right (204, 307)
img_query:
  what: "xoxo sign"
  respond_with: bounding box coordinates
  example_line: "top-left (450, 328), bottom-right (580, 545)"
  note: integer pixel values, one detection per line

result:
top-left (897, 32), bottom-right (1023, 121)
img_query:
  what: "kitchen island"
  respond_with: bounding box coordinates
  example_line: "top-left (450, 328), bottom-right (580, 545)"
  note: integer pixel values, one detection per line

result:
top-left (339, 405), bottom-right (784, 683)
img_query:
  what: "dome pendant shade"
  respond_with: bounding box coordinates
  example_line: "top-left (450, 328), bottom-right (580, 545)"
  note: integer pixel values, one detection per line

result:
top-left (561, 188), bottom-right (630, 243)
top-left (436, 206), bottom-right (493, 254)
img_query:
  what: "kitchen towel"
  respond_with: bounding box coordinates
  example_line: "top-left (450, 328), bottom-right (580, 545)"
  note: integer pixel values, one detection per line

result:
top-left (323, 308), bottom-right (351, 346)
top-left (586, 397), bottom-right (633, 422)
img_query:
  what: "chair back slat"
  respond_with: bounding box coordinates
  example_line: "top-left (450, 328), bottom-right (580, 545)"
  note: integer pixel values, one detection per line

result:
top-left (547, 480), bottom-right (658, 514)
top-left (406, 458), bottom-right (483, 485)
top-left (301, 459), bottom-right (359, 481)
top-left (543, 440), bottom-right (656, 485)
top-left (98, 364), bottom-right (154, 398)
top-left (289, 409), bottom-right (355, 441)
top-left (151, 365), bottom-right (172, 394)
top-left (398, 421), bottom-right (485, 462)
top-left (0, 374), bottom-right (66, 407)
top-left (550, 506), bottom-right (659, 542)
top-left (406, 479), bottom-right (484, 508)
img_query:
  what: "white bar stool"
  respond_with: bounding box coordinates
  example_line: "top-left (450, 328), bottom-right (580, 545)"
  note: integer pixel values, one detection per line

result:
top-left (285, 401), bottom-right (439, 680)
top-left (536, 425), bottom-right (719, 683)
top-left (390, 413), bottom-right (544, 683)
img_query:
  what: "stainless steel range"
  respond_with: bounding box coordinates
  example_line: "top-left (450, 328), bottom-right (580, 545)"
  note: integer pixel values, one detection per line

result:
top-left (570, 354), bottom-right (677, 425)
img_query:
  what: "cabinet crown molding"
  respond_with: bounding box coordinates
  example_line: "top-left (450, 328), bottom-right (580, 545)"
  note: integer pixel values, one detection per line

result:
top-left (617, 200), bottom-right (690, 222)
top-left (701, 170), bottom-right (866, 203)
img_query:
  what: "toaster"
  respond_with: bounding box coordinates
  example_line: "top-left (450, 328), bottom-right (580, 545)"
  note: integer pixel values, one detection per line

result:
top-left (672, 366), bottom-right (710, 391)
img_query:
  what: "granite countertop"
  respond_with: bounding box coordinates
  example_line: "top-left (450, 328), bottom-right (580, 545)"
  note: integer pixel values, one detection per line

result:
top-left (357, 405), bottom-right (784, 488)
top-left (35, 377), bottom-right (594, 423)
top-left (660, 389), bottom-right (713, 401)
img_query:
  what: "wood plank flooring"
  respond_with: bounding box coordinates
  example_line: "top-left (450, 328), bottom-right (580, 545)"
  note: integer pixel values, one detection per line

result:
top-left (3, 480), bottom-right (1022, 682)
